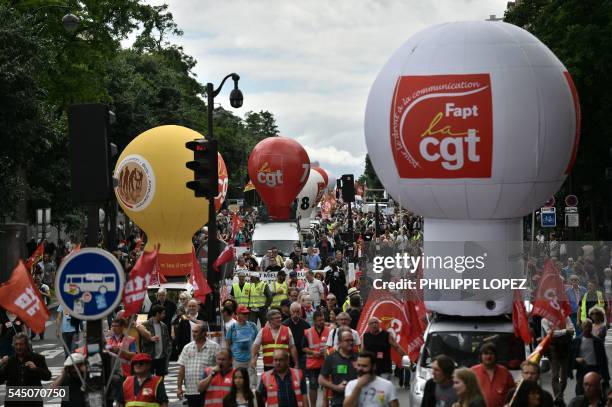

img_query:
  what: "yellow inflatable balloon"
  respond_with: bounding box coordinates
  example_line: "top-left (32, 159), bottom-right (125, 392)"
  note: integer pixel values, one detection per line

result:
top-left (114, 125), bottom-right (209, 277)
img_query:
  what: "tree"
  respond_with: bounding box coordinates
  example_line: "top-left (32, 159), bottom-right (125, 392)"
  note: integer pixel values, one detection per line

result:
top-left (360, 154), bottom-right (384, 199)
top-left (505, 1), bottom-right (612, 238)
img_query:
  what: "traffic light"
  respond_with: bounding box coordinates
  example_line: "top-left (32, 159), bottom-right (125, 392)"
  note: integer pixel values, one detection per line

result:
top-left (186, 139), bottom-right (218, 199)
top-left (341, 174), bottom-right (355, 202)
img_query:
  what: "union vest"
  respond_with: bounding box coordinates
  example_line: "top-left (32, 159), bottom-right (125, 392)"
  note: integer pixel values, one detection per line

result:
top-left (248, 281), bottom-right (267, 308)
top-left (261, 325), bottom-right (290, 366)
top-left (261, 368), bottom-right (304, 407)
top-left (581, 290), bottom-right (605, 320)
top-left (232, 282), bottom-right (250, 306)
top-left (107, 334), bottom-right (135, 377)
top-left (304, 326), bottom-right (330, 369)
top-left (123, 375), bottom-right (163, 407)
top-left (203, 367), bottom-right (234, 407)
top-left (270, 281), bottom-right (288, 307)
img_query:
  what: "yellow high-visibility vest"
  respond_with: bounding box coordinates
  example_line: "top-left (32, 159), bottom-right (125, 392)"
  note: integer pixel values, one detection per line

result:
top-left (270, 281), bottom-right (288, 307)
top-left (248, 281), bottom-right (267, 309)
top-left (581, 290), bottom-right (605, 320)
top-left (232, 283), bottom-right (250, 306)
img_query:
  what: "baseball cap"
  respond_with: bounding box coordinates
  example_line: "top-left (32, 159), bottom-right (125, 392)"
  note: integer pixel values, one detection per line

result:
top-left (131, 353), bottom-right (152, 364)
top-left (236, 305), bottom-right (250, 314)
top-left (64, 353), bottom-right (85, 367)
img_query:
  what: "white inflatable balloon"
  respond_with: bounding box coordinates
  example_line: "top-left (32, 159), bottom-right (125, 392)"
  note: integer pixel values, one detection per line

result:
top-left (364, 21), bottom-right (580, 316)
top-left (297, 169), bottom-right (326, 228)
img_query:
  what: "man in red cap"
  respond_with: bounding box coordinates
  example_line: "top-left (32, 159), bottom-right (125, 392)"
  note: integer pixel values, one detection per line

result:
top-left (119, 353), bottom-right (169, 407)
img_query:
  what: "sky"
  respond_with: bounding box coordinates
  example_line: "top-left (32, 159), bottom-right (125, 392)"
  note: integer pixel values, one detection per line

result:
top-left (138, 0), bottom-right (509, 180)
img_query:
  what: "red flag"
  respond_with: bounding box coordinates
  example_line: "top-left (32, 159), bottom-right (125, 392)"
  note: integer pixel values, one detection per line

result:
top-left (404, 289), bottom-right (427, 362)
top-left (213, 244), bottom-right (235, 273)
top-left (513, 289), bottom-right (532, 344)
top-left (190, 249), bottom-right (211, 303)
top-left (0, 261), bottom-right (50, 333)
top-left (231, 213), bottom-right (245, 240)
top-left (531, 259), bottom-right (572, 328)
top-left (357, 290), bottom-right (413, 365)
top-left (25, 241), bottom-right (45, 272)
top-left (122, 245), bottom-right (159, 318)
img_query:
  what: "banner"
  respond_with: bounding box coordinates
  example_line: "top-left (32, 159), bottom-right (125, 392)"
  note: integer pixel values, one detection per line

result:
top-left (25, 241), bottom-right (45, 272)
top-left (513, 289), bottom-right (532, 344)
top-left (0, 261), bottom-right (50, 334)
top-left (122, 245), bottom-right (159, 318)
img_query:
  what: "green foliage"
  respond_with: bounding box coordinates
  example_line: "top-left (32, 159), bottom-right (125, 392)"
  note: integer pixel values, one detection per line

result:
top-left (505, 0), bottom-right (612, 235)
top-left (359, 154), bottom-right (384, 199)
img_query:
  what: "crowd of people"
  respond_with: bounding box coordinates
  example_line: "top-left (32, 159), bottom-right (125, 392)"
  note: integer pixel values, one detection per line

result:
top-left (2, 200), bottom-right (612, 407)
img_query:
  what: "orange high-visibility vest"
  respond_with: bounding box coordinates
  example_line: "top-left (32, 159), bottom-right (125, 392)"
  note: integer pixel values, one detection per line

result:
top-left (123, 375), bottom-right (163, 407)
top-left (304, 326), bottom-right (330, 370)
top-left (261, 368), bottom-right (304, 407)
top-left (203, 367), bottom-right (235, 407)
top-left (261, 325), bottom-right (290, 366)
top-left (107, 334), bottom-right (135, 377)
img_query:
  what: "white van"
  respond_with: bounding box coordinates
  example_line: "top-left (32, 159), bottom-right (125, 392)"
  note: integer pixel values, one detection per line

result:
top-left (251, 221), bottom-right (301, 265)
top-left (410, 315), bottom-right (526, 406)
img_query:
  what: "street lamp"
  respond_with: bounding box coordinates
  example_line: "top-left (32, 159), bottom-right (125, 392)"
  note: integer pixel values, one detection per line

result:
top-left (205, 73), bottom-right (242, 327)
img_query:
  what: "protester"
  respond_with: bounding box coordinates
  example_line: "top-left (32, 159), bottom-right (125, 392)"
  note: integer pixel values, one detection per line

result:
top-left (56, 304), bottom-right (80, 358)
top-left (106, 317), bottom-right (137, 378)
top-left (31, 273), bottom-right (50, 340)
top-left (579, 280), bottom-right (607, 324)
top-left (589, 305), bottom-right (607, 340)
top-left (508, 379), bottom-right (553, 407)
top-left (421, 354), bottom-right (457, 407)
top-left (52, 353), bottom-right (87, 407)
top-left (283, 302), bottom-right (310, 369)
top-left (471, 343), bottom-right (515, 407)
top-left (0, 333), bottom-right (51, 407)
top-left (344, 351), bottom-right (399, 407)
top-left (452, 367), bottom-right (486, 407)
top-left (252, 309), bottom-right (299, 371)
top-left (319, 327), bottom-right (358, 407)
top-left (174, 299), bottom-right (207, 354)
top-left (361, 317), bottom-right (407, 380)
top-left (302, 310), bottom-right (330, 407)
top-left (305, 270), bottom-right (325, 308)
top-left (226, 305), bottom-right (258, 386)
top-left (327, 312), bottom-right (361, 350)
top-left (567, 275), bottom-right (587, 331)
top-left (270, 270), bottom-right (288, 307)
top-left (258, 349), bottom-right (309, 407)
top-left (247, 272), bottom-right (272, 327)
top-left (118, 353), bottom-right (169, 407)
top-left (222, 367), bottom-right (261, 407)
top-left (569, 319), bottom-right (610, 395)
top-left (178, 323), bottom-right (220, 407)
top-left (541, 315), bottom-right (575, 402)
top-left (198, 349), bottom-right (235, 407)
top-left (506, 361), bottom-right (554, 406)
top-left (141, 304), bottom-right (171, 376)
top-left (231, 271), bottom-right (251, 307)
top-left (567, 372), bottom-right (605, 407)
top-left (148, 288), bottom-right (177, 329)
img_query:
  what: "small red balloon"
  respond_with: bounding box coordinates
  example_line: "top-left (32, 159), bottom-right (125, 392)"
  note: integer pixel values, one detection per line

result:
top-left (215, 153), bottom-right (228, 212)
top-left (248, 137), bottom-right (310, 220)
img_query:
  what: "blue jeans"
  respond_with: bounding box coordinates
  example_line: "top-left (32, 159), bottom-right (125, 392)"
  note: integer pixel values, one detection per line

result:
top-left (62, 331), bottom-right (76, 357)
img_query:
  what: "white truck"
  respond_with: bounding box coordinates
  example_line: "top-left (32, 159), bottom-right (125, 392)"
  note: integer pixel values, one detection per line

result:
top-left (251, 221), bottom-right (301, 265)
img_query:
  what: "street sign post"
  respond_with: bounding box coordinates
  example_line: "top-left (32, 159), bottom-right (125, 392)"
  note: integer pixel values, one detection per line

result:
top-left (541, 207), bottom-right (556, 228)
top-left (565, 206), bottom-right (579, 227)
top-left (55, 248), bottom-right (125, 320)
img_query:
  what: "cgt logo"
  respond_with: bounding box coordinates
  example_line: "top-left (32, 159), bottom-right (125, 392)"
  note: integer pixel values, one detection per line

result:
top-left (257, 162), bottom-right (284, 187)
top-left (390, 74), bottom-right (493, 178)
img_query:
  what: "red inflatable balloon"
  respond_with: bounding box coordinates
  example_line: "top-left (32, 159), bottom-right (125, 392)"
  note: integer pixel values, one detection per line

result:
top-left (313, 167), bottom-right (329, 189)
top-left (248, 137), bottom-right (310, 220)
top-left (215, 152), bottom-right (228, 212)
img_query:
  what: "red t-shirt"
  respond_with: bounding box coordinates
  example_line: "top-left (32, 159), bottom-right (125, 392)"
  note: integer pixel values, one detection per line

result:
top-left (471, 364), bottom-right (515, 407)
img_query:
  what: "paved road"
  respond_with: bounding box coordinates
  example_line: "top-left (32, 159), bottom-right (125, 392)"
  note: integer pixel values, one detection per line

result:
top-left (3, 316), bottom-right (610, 406)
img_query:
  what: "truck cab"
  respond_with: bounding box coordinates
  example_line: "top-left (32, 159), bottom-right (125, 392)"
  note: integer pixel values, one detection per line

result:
top-left (251, 221), bottom-right (301, 265)
top-left (410, 314), bottom-right (526, 406)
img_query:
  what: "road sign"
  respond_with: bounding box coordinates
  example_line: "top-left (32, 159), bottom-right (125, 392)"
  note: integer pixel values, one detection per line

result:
top-left (566, 212), bottom-right (579, 227)
top-left (565, 195), bottom-right (578, 207)
top-left (541, 207), bottom-right (556, 228)
top-left (55, 248), bottom-right (125, 320)
top-left (543, 196), bottom-right (556, 208)
top-left (565, 206), bottom-right (578, 213)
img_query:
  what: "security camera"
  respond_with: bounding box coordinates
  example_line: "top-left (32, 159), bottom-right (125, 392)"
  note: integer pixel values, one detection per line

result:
top-left (230, 88), bottom-right (243, 108)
